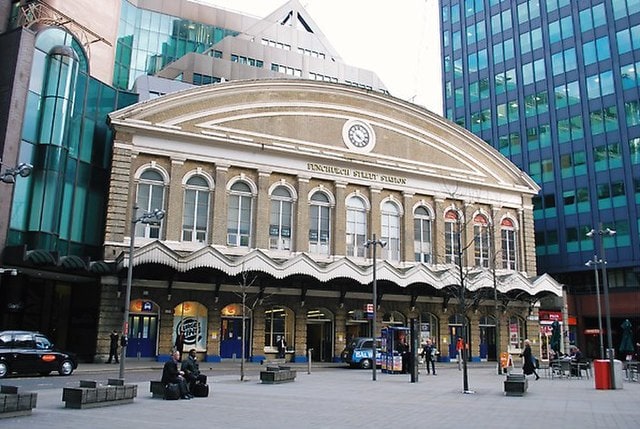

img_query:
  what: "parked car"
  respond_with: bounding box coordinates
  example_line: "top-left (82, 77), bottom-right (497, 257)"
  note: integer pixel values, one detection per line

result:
top-left (0, 330), bottom-right (78, 378)
top-left (341, 337), bottom-right (382, 369)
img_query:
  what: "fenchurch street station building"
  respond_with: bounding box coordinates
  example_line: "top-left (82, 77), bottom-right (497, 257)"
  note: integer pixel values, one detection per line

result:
top-left (102, 79), bottom-right (563, 364)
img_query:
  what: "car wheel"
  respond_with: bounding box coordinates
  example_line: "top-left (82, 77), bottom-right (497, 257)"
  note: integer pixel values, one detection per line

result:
top-left (0, 362), bottom-right (8, 378)
top-left (58, 360), bottom-right (74, 376)
top-left (360, 359), bottom-right (372, 370)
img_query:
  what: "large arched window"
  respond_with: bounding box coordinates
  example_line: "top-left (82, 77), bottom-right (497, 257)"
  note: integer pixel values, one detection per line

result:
top-left (501, 218), bottom-right (517, 270)
top-left (346, 196), bottom-right (367, 258)
top-left (136, 169), bottom-right (165, 239)
top-left (182, 175), bottom-right (210, 243)
top-left (309, 191), bottom-right (331, 255)
top-left (227, 180), bottom-right (253, 247)
top-left (264, 306), bottom-right (294, 351)
top-left (420, 312), bottom-right (439, 345)
top-left (473, 213), bottom-right (490, 267)
top-left (381, 201), bottom-right (401, 261)
top-left (444, 210), bottom-right (460, 264)
top-left (414, 205), bottom-right (432, 263)
top-left (508, 315), bottom-right (527, 350)
top-left (269, 185), bottom-right (293, 251)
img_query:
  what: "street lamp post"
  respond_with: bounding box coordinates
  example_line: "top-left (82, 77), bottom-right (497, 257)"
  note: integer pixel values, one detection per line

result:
top-left (586, 225), bottom-right (616, 388)
top-left (0, 160), bottom-right (33, 184)
top-left (364, 234), bottom-right (386, 382)
top-left (585, 256), bottom-right (604, 360)
top-left (119, 203), bottom-right (165, 380)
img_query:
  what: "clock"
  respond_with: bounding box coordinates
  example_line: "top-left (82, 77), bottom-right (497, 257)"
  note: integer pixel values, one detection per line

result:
top-left (348, 123), bottom-right (370, 148)
top-left (342, 120), bottom-right (375, 151)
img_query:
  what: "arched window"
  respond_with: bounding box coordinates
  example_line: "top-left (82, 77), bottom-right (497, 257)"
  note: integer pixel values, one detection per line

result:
top-left (501, 218), bottom-right (517, 270)
top-left (420, 312), bottom-right (439, 345)
top-left (346, 196), bottom-right (367, 258)
top-left (381, 201), bottom-right (401, 261)
top-left (473, 214), bottom-right (490, 267)
top-left (227, 180), bottom-right (253, 247)
top-left (309, 191), bottom-right (331, 255)
top-left (136, 169), bottom-right (165, 239)
top-left (414, 206), bottom-right (432, 263)
top-left (508, 315), bottom-right (527, 349)
top-left (182, 175), bottom-right (210, 243)
top-left (444, 210), bottom-right (460, 264)
top-left (269, 186), bottom-right (293, 251)
top-left (264, 306), bottom-right (294, 351)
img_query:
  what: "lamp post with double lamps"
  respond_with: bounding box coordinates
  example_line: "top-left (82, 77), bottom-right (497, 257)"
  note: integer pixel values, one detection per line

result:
top-left (586, 225), bottom-right (616, 388)
top-left (364, 235), bottom-right (386, 381)
top-left (119, 203), bottom-right (165, 379)
top-left (585, 256), bottom-right (605, 360)
top-left (0, 160), bottom-right (32, 184)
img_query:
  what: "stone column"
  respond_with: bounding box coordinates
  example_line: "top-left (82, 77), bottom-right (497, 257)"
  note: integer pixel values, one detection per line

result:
top-left (295, 307), bottom-right (307, 362)
top-left (295, 177), bottom-right (310, 253)
top-left (207, 305), bottom-right (221, 361)
top-left (252, 304), bottom-right (266, 361)
top-left (255, 170), bottom-right (271, 250)
top-left (212, 164), bottom-right (229, 244)
top-left (333, 182), bottom-right (347, 256)
top-left (402, 192), bottom-right (414, 262)
top-left (335, 307), bottom-right (347, 360)
top-left (369, 186), bottom-right (382, 241)
top-left (433, 197), bottom-right (447, 265)
top-left (166, 157), bottom-right (185, 242)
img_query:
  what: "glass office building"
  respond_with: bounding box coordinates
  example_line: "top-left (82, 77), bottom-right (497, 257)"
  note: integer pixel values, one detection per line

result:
top-left (440, 0), bottom-right (640, 356)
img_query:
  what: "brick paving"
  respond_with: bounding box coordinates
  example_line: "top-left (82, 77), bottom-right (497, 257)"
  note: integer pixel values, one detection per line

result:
top-left (4, 361), bottom-right (640, 428)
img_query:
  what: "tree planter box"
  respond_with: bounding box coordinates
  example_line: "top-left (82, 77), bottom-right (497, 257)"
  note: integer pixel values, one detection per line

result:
top-left (0, 386), bottom-right (37, 419)
top-left (504, 373), bottom-right (528, 396)
top-left (62, 380), bottom-right (137, 409)
top-left (260, 366), bottom-right (297, 384)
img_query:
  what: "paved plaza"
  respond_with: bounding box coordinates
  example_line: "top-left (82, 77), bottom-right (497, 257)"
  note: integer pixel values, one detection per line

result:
top-left (4, 361), bottom-right (640, 429)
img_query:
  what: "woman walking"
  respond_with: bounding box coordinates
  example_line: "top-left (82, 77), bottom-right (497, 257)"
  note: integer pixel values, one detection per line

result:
top-left (521, 339), bottom-right (540, 380)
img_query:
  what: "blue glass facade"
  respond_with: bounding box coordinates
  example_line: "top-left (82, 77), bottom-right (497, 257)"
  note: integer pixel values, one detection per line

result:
top-left (8, 26), bottom-right (137, 260)
top-left (114, 0), bottom-right (238, 90)
top-left (440, 0), bottom-right (640, 291)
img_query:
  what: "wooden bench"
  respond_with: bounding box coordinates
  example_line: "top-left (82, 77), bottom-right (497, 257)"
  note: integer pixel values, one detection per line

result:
top-left (503, 373), bottom-right (528, 396)
top-left (0, 385), bottom-right (38, 419)
top-left (62, 379), bottom-right (137, 409)
top-left (260, 365), bottom-right (297, 384)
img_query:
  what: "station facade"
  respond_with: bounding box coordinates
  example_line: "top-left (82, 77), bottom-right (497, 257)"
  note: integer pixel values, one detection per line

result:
top-left (101, 79), bottom-right (563, 363)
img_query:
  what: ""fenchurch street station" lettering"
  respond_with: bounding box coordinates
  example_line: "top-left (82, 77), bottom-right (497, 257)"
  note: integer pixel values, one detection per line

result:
top-left (306, 163), bottom-right (407, 185)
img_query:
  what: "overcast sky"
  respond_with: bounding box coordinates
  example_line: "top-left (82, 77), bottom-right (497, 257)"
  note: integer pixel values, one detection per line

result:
top-left (193, 0), bottom-right (443, 113)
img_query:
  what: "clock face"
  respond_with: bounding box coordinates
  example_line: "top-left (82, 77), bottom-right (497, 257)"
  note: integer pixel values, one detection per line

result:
top-left (348, 124), bottom-right (371, 147)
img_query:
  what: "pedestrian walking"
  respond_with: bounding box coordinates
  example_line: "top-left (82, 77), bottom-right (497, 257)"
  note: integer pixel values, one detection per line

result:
top-left (421, 338), bottom-right (438, 375)
top-left (521, 339), bottom-right (540, 380)
top-left (107, 329), bottom-right (119, 363)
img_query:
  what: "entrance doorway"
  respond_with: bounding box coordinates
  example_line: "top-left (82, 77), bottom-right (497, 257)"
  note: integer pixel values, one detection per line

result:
top-left (220, 317), bottom-right (251, 359)
top-left (127, 314), bottom-right (158, 358)
top-left (479, 316), bottom-right (497, 361)
top-left (306, 308), bottom-right (333, 362)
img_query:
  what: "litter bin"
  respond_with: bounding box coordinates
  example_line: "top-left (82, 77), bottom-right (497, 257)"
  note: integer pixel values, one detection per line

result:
top-left (613, 360), bottom-right (623, 390)
top-left (593, 359), bottom-right (611, 389)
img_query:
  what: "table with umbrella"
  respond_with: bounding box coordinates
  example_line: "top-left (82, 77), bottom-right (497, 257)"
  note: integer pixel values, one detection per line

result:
top-left (620, 319), bottom-right (638, 381)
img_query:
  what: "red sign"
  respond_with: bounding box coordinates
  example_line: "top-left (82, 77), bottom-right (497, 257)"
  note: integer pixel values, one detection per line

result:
top-left (538, 311), bottom-right (563, 322)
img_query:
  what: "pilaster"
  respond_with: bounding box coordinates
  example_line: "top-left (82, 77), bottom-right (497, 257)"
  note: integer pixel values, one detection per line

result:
top-left (212, 164), bottom-right (229, 244)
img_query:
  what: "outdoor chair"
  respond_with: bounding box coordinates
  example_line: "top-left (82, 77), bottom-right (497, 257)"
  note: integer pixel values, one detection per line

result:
top-left (572, 358), bottom-right (592, 379)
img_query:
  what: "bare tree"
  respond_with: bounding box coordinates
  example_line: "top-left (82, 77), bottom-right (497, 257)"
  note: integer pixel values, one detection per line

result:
top-left (233, 268), bottom-right (272, 381)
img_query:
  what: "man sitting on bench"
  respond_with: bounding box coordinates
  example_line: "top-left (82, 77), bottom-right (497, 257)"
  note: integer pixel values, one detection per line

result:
top-left (181, 348), bottom-right (207, 391)
top-left (162, 351), bottom-right (192, 399)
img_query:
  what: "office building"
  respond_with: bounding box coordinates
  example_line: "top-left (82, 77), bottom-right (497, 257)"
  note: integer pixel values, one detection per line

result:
top-left (439, 0), bottom-right (640, 357)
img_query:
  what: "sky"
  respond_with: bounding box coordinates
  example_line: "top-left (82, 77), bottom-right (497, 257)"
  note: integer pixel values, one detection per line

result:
top-left (192, 0), bottom-right (443, 113)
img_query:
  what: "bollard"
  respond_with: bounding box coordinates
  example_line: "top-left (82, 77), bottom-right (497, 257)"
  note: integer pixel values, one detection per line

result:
top-left (307, 349), bottom-right (313, 374)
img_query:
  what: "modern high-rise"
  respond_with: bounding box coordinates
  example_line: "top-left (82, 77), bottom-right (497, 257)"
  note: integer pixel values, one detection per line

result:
top-left (439, 0), bottom-right (640, 357)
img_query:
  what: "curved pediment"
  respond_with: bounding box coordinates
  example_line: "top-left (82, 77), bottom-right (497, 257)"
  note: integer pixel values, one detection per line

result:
top-left (109, 79), bottom-right (539, 194)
